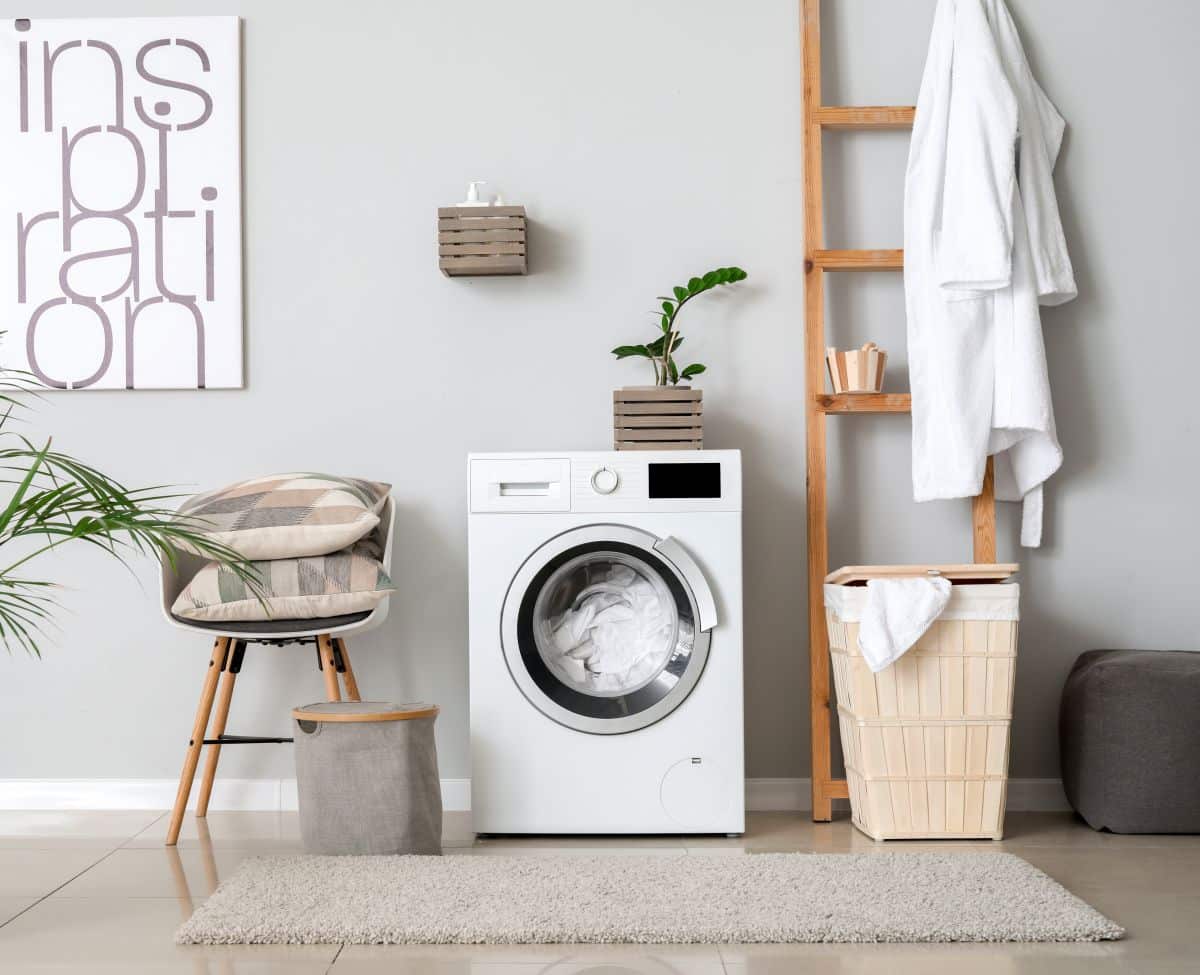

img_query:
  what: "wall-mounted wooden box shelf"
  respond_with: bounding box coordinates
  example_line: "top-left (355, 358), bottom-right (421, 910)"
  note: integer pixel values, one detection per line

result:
top-left (438, 205), bottom-right (527, 277)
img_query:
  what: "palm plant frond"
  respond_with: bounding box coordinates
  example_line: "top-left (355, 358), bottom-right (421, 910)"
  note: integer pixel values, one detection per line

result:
top-left (0, 578), bottom-right (61, 658)
top-left (0, 346), bottom-right (263, 656)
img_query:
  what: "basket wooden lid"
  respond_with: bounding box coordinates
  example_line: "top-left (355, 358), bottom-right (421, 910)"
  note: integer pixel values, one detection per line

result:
top-left (824, 563), bottom-right (1019, 585)
top-left (291, 701), bottom-right (439, 723)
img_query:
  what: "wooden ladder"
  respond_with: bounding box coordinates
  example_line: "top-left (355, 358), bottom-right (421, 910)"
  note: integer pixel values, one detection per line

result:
top-left (802, 0), bottom-right (998, 822)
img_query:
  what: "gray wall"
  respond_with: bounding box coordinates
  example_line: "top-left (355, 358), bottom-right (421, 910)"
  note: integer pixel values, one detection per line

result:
top-left (1, 0), bottom-right (1196, 790)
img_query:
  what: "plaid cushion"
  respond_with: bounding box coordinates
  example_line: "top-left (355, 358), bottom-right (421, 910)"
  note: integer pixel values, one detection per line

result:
top-left (172, 536), bottom-right (394, 622)
top-left (176, 473), bottom-right (390, 560)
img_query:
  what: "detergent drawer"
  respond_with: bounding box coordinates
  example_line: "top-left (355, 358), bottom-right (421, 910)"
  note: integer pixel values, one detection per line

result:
top-left (470, 457), bottom-right (571, 513)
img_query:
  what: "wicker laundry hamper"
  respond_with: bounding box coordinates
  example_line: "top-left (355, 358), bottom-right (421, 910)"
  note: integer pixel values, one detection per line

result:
top-left (293, 700), bottom-right (442, 855)
top-left (824, 565), bottom-right (1019, 841)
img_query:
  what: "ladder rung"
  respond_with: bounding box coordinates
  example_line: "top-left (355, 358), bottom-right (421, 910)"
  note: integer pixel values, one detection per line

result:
top-left (827, 778), bottom-right (851, 800)
top-left (814, 105), bottom-right (915, 129)
top-left (817, 393), bottom-right (911, 414)
top-left (810, 249), bottom-right (903, 271)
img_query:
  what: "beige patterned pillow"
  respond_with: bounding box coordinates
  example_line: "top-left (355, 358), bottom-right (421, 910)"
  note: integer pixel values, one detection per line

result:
top-left (176, 473), bottom-right (390, 560)
top-left (172, 538), bottom-right (394, 622)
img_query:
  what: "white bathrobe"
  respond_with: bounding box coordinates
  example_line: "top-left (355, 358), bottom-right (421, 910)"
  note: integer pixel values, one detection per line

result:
top-left (905, 0), bottom-right (1076, 547)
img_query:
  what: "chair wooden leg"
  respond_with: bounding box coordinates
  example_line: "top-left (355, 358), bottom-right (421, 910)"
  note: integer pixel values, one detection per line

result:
top-left (196, 640), bottom-right (244, 818)
top-left (317, 634), bottom-right (342, 702)
top-left (334, 638), bottom-right (361, 702)
top-left (167, 637), bottom-right (230, 846)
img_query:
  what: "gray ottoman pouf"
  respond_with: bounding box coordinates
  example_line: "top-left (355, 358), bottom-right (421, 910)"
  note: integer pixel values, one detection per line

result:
top-left (1060, 650), bottom-right (1200, 833)
top-left (293, 700), bottom-right (442, 855)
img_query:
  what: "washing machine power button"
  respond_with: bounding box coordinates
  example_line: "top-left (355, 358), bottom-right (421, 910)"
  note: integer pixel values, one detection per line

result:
top-left (590, 466), bottom-right (620, 495)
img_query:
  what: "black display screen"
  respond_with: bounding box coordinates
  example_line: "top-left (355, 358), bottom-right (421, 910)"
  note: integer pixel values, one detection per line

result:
top-left (648, 462), bottom-right (721, 499)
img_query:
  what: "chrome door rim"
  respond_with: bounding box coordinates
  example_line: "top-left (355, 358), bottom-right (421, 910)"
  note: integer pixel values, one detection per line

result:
top-left (500, 524), bottom-right (714, 735)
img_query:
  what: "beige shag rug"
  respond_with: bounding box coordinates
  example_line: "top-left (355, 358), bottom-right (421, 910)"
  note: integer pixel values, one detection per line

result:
top-left (176, 852), bottom-right (1123, 945)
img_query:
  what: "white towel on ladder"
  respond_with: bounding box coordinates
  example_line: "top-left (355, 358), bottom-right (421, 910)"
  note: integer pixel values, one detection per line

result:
top-left (858, 577), bottom-right (953, 673)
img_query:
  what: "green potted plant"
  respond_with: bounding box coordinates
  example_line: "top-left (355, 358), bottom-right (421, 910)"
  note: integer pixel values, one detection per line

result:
top-left (611, 266), bottom-right (747, 449)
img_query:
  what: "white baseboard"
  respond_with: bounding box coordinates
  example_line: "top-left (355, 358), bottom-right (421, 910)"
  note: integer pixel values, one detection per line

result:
top-left (744, 777), bottom-right (1070, 813)
top-left (1002, 777), bottom-right (1070, 812)
top-left (744, 777), bottom-right (812, 812)
top-left (0, 777), bottom-right (1069, 813)
top-left (0, 778), bottom-right (474, 813)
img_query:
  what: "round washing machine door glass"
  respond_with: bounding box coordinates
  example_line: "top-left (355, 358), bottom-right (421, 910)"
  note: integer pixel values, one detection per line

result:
top-left (500, 524), bottom-right (717, 735)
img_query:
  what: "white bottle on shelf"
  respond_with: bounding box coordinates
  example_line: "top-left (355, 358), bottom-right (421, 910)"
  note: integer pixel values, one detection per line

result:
top-left (458, 181), bottom-right (489, 207)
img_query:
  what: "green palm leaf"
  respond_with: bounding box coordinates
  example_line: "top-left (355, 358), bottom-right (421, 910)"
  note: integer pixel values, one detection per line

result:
top-left (0, 350), bottom-right (262, 656)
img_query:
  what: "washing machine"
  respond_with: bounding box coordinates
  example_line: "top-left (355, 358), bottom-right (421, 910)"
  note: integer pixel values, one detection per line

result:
top-left (467, 450), bottom-right (744, 834)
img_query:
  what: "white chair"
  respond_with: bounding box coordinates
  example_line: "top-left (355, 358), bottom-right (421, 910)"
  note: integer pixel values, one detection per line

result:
top-left (160, 497), bottom-right (395, 846)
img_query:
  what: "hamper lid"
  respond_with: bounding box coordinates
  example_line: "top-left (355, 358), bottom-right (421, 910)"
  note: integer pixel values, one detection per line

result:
top-left (291, 701), bottom-right (439, 723)
top-left (824, 563), bottom-right (1018, 586)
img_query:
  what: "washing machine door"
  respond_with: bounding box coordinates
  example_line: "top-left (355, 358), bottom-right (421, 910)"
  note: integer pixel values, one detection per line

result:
top-left (500, 524), bottom-right (717, 735)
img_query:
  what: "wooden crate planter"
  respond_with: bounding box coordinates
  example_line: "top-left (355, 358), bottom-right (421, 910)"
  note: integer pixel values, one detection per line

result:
top-left (613, 387), bottom-right (703, 451)
top-left (438, 205), bottom-right (527, 277)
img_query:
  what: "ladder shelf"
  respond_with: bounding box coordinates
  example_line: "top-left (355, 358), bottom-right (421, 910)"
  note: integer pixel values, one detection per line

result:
top-left (816, 393), bottom-right (911, 414)
top-left (813, 105), bottom-right (916, 129)
top-left (801, 0), bottom-right (998, 823)
top-left (809, 249), bottom-right (904, 271)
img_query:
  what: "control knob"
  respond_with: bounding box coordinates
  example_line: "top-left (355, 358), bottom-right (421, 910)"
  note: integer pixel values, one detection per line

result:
top-left (590, 466), bottom-right (620, 495)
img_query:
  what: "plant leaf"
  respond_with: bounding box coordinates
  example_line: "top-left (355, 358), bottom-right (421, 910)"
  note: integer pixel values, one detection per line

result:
top-left (660, 314), bottom-right (670, 332)
top-left (0, 438), bottom-right (51, 536)
top-left (672, 286), bottom-right (688, 303)
top-left (680, 363), bottom-right (707, 379)
top-left (661, 301), bottom-right (673, 315)
top-left (647, 335), bottom-right (683, 357)
top-left (612, 345), bottom-right (651, 359)
top-left (687, 277), bottom-right (703, 295)
top-left (702, 271), bottom-right (718, 287)
top-left (0, 332), bottom-right (268, 654)
top-left (667, 358), bottom-right (679, 384)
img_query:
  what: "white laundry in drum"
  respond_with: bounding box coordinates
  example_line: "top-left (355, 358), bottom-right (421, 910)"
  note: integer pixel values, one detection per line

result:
top-left (538, 556), bottom-right (677, 695)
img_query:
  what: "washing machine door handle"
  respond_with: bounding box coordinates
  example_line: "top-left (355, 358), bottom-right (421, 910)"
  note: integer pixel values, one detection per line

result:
top-left (653, 536), bottom-right (718, 632)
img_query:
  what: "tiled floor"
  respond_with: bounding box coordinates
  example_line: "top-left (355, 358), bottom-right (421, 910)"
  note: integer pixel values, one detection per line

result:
top-left (0, 809), bottom-right (1195, 973)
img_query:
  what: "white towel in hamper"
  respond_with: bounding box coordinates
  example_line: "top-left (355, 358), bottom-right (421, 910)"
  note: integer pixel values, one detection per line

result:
top-left (858, 577), bottom-right (952, 673)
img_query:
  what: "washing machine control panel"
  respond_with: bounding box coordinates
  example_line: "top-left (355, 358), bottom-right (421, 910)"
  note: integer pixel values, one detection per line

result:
top-left (568, 454), bottom-right (740, 512)
top-left (468, 453), bottom-right (740, 513)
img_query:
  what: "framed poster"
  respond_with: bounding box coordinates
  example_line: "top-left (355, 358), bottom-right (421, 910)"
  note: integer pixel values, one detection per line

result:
top-left (0, 16), bottom-right (242, 389)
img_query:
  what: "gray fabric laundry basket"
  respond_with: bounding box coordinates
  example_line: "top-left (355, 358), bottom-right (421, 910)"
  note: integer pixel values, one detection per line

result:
top-left (293, 701), bottom-right (442, 855)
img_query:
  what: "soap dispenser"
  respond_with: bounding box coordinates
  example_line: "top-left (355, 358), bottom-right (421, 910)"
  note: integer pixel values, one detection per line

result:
top-left (458, 181), bottom-right (489, 207)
